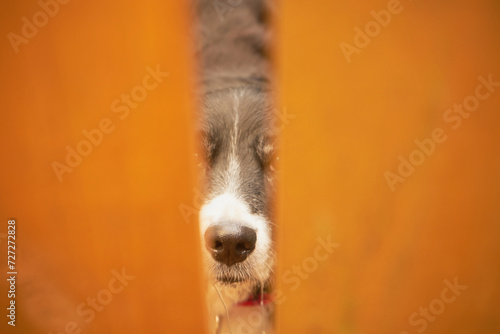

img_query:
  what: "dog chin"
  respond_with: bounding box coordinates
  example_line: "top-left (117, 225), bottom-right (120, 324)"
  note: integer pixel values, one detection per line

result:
top-left (217, 276), bottom-right (247, 284)
top-left (204, 255), bottom-right (273, 318)
top-left (205, 254), bottom-right (272, 286)
top-left (209, 265), bottom-right (253, 285)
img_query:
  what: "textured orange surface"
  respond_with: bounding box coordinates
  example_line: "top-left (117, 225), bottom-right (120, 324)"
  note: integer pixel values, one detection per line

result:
top-left (0, 1), bottom-right (208, 333)
top-left (276, 0), bottom-right (500, 333)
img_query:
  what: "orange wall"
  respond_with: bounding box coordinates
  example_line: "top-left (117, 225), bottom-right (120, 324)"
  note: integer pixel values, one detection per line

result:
top-left (0, 1), bottom-right (208, 333)
top-left (276, 0), bottom-right (500, 333)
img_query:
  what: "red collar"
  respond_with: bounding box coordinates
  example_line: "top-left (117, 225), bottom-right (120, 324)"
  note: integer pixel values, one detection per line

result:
top-left (237, 293), bottom-right (273, 306)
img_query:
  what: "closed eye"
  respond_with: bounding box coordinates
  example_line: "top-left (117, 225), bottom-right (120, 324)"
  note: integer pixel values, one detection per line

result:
top-left (202, 127), bottom-right (222, 168)
top-left (255, 134), bottom-right (275, 170)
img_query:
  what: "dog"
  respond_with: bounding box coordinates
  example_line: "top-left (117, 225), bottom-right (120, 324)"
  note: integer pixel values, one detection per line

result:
top-left (194, 0), bottom-right (276, 332)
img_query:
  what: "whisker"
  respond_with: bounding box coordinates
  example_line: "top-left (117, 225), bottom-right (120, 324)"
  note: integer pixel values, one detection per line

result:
top-left (260, 279), bottom-right (266, 334)
top-left (214, 283), bottom-right (233, 334)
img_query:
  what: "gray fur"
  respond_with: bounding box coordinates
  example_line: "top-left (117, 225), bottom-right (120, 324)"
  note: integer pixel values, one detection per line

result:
top-left (195, 0), bottom-right (276, 216)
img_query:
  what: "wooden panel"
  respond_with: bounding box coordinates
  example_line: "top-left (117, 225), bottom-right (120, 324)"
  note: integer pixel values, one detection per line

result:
top-left (276, 0), bottom-right (500, 333)
top-left (0, 1), bottom-right (208, 333)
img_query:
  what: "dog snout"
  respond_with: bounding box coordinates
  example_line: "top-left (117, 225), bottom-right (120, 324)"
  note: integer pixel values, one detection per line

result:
top-left (204, 225), bottom-right (257, 266)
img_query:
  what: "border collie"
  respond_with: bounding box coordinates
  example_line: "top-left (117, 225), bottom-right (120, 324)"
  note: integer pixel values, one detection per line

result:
top-left (195, 0), bottom-right (276, 332)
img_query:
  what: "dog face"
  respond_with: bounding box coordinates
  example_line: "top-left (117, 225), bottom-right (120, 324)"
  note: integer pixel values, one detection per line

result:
top-left (198, 87), bottom-right (275, 292)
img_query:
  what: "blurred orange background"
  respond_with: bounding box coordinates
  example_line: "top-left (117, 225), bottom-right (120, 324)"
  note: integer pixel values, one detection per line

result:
top-left (276, 0), bottom-right (500, 333)
top-left (0, 1), bottom-right (208, 333)
top-left (0, 0), bottom-right (499, 333)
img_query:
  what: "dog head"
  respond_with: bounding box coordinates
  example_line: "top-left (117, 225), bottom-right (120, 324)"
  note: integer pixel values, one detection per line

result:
top-left (198, 86), bottom-right (276, 292)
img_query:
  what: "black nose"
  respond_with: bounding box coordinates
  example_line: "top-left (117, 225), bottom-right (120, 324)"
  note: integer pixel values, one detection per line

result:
top-left (204, 225), bottom-right (257, 266)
